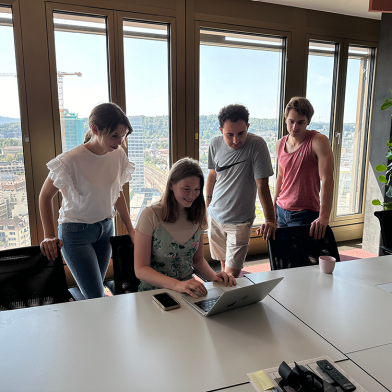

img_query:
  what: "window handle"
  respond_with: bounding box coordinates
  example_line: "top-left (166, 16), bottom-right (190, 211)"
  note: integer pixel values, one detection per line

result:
top-left (335, 132), bottom-right (341, 145)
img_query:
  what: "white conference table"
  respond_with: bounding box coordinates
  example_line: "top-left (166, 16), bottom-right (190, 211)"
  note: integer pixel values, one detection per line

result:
top-left (347, 343), bottom-right (392, 391)
top-left (213, 359), bottom-right (389, 392)
top-left (246, 256), bottom-right (392, 354)
top-left (0, 278), bottom-right (344, 392)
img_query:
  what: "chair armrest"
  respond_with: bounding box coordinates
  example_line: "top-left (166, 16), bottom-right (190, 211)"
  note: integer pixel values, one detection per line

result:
top-left (104, 280), bottom-right (119, 295)
top-left (68, 287), bottom-right (85, 301)
top-left (380, 246), bottom-right (392, 255)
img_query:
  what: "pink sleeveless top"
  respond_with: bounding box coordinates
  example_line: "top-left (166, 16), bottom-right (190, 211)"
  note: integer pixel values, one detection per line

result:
top-left (276, 130), bottom-right (320, 212)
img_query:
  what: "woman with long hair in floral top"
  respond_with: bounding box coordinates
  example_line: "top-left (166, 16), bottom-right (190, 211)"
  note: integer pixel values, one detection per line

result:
top-left (134, 157), bottom-right (236, 298)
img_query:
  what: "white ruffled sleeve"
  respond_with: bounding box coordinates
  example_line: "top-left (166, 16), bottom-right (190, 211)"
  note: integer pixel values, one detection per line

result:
top-left (47, 156), bottom-right (81, 197)
top-left (120, 159), bottom-right (135, 188)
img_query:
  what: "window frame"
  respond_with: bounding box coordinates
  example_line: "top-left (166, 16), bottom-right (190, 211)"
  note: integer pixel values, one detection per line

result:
top-left (0, 1), bottom-right (36, 245)
top-left (46, 4), bottom-right (178, 236)
top-left (46, 4), bottom-right (117, 158)
top-left (115, 11), bottom-right (177, 234)
top-left (304, 36), bottom-right (343, 144)
top-left (45, 3), bottom-right (117, 239)
top-left (304, 35), bottom-right (378, 227)
top-left (1, 0), bottom-right (381, 263)
top-left (331, 39), bottom-right (378, 225)
top-left (193, 20), bottom-right (290, 159)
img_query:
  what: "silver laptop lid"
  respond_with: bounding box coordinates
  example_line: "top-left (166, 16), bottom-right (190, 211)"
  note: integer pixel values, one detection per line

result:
top-left (182, 277), bottom-right (283, 316)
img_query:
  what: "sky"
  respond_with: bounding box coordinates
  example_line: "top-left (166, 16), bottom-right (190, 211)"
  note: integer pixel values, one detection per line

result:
top-left (200, 45), bottom-right (282, 119)
top-left (0, 25), bottom-right (20, 119)
top-left (1, 10), bottom-right (362, 123)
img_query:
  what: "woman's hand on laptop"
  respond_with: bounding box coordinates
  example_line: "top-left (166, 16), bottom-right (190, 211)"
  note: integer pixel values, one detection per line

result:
top-left (212, 272), bottom-right (236, 287)
top-left (174, 278), bottom-right (208, 298)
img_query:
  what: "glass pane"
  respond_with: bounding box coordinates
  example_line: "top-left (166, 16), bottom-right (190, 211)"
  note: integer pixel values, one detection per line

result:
top-left (123, 20), bottom-right (170, 225)
top-left (337, 46), bottom-right (373, 216)
top-left (53, 12), bottom-right (110, 152)
top-left (0, 6), bottom-right (31, 249)
top-left (200, 29), bottom-right (284, 225)
top-left (306, 41), bottom-right (337, 138)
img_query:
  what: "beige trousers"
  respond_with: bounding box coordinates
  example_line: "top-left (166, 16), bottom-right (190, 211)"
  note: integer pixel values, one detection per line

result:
top-left (207, 215), bottom-right (253, 270)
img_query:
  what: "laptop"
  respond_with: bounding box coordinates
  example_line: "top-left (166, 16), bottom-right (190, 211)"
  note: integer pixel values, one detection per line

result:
top-left (182, 277), bottom-right (283, 317)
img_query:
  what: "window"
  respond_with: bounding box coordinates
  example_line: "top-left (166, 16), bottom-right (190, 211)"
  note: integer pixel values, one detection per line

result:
top-left (336, 46), bottom-right (375, 216)
top-left (306, 41), bottom-right (339, 140)
top-left (122, 20), bottom-right (170, 225)
top-left (0, 5), bottom-right (31, 249)
top-left (52, 12), bottom-right (110, 152)
top-left (199, 29), bottom-right (285, 224)
top-left (306, 39), bottom-right (375, 221)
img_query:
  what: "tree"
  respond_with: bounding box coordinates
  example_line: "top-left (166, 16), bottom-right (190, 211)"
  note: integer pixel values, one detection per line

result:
top-left (15, 152), bottom-right (24, 162)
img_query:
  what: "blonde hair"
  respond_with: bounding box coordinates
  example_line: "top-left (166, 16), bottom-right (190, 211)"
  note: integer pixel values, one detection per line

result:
top-left (83, 103), bottom-right (133, 146)
top-left (160, 157), bottom-right (207, 230)
top-left (285, 97), bottom-right (314, 122)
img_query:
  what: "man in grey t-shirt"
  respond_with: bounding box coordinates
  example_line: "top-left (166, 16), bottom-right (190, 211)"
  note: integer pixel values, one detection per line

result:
top-left (206, 104), bottom-right (277, 277)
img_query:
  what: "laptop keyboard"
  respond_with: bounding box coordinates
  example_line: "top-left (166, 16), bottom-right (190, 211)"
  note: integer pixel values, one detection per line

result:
top-left (194, 296), bottom-right (220, 312)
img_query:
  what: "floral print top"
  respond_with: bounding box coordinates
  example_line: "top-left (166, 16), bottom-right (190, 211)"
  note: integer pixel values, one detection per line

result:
top-left (138, 209), bottom-right (201, 292)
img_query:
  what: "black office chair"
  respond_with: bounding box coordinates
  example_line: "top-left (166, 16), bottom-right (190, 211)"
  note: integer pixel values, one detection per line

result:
top-left (68, 286), bottom-right (86, 301)
top-left (0, 245), bottom-right (71, 311)
top-left (106, 235), bottom-right (139, 295)
top-left (374, 210), bottom-right (392, 255)
top-left (267, 224), bottom-right (340, 270)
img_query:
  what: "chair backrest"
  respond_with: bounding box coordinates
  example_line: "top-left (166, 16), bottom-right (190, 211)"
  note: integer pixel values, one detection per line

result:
top-left (374, 210), bottom-right (392, 249)
top-left (267, 224), bottom-right (340, 270)
top-left (109, 235), bottom-right (139, 294)
top-left (0, 245), bottom-right (69, 311)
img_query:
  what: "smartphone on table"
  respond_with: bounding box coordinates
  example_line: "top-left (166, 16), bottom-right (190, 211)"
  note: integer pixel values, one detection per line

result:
top-left (152, 292), bottom-right (180, 311)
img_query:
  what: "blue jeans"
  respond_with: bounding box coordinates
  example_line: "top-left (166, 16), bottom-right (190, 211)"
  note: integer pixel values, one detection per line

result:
top-left (58, 218), bottom-right (113, 299)
top-left (276, 205), bottom-right (319, 227)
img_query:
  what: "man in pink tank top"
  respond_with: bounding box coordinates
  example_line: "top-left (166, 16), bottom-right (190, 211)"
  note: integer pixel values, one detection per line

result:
top-left (273, 97), bottom-right (334, 239)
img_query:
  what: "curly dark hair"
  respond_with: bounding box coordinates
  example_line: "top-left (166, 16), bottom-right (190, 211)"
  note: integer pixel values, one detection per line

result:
top-left (218, 104), bottom-right (249, 128)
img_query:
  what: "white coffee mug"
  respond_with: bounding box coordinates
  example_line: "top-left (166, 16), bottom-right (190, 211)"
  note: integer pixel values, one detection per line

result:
top-left (319, 256), bottom-right (336, 274)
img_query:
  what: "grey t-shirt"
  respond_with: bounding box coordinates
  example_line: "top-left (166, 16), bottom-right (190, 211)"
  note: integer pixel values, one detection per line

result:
top-left (207, 132), bottom-right (273, 224)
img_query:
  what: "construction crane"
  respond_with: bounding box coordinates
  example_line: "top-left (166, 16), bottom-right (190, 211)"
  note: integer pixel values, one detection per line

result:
top-left (1, 72), bottom-right (82, 146)
top-left (57, 71), bottom-right (82, 145)
top-left (0, 71), bottom-right (82, 146)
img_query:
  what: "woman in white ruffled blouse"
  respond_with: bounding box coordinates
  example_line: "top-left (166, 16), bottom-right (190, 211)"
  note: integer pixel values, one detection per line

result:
top-left (39, 103), bottom-right (135, 299)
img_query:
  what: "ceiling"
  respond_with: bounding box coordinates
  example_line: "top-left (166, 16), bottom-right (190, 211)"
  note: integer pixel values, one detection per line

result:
top-left (251, 0), bottom-right (382, 20)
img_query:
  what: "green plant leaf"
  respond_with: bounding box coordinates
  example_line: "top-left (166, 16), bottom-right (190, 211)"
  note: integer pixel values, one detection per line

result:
top-left (379, 175), bottom-right (387, 183)
top-left (372, 199), bottom-right (382, 206)
top-left (381, 102), bottom-right (392, 110)
top-left (386, 187), bottom-right (392, 198)
top-left (381, 97), bottom-right (392, 110)
top-left (387, 141), bottom-right (392, 147)
top-left (376, 163), bottom-right (387, 171)
top-left (384, 202), bottom-right (392, 209)
top-left (386, 152), bottom-right (392, 159)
